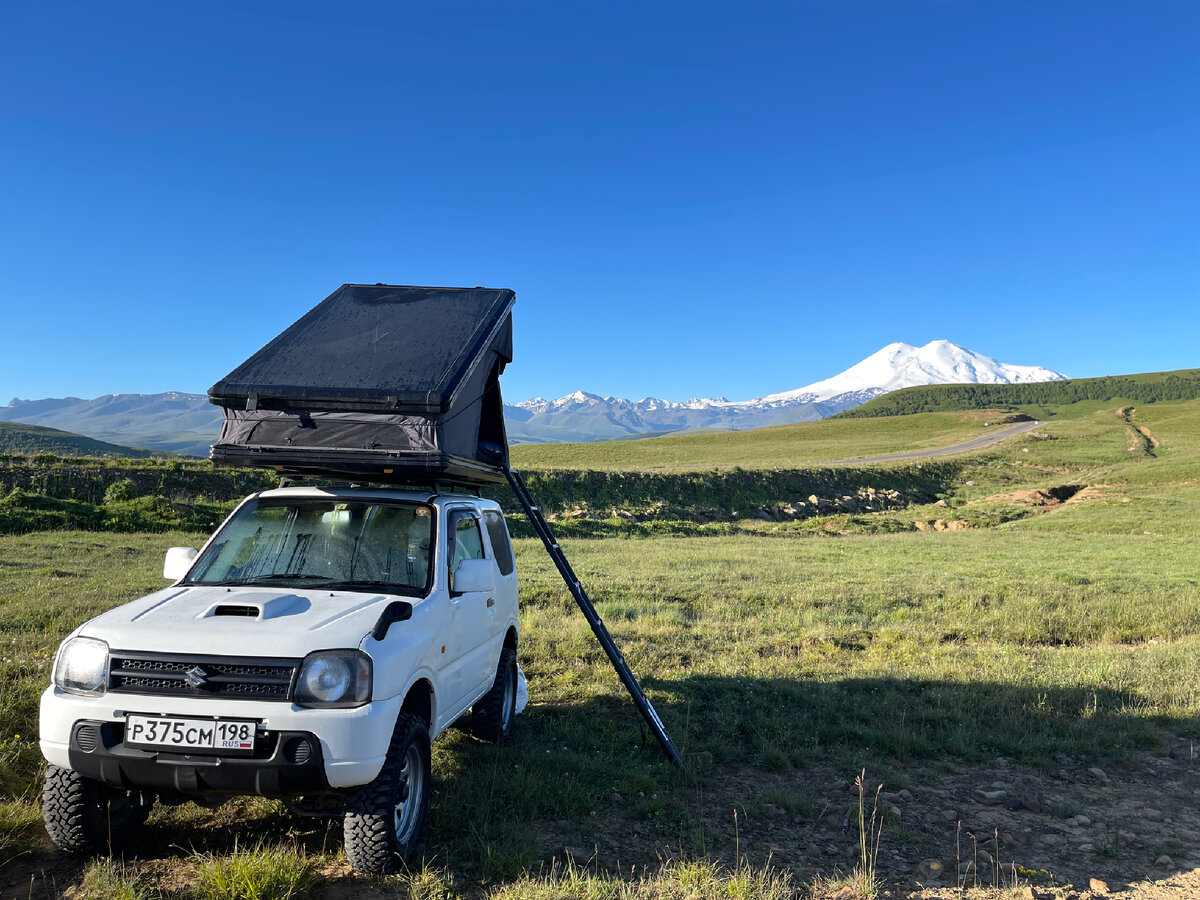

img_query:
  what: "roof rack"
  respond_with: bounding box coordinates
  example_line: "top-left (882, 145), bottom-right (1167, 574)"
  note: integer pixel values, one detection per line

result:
top-left (274, 474), bottom-right (483, 496)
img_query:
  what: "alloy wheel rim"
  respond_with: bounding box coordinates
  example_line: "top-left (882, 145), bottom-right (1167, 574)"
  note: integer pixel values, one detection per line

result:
top-left (393, 745), bottom-right (424, 843)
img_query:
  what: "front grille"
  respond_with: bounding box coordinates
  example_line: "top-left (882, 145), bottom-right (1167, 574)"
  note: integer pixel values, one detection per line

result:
top-left (108, 652), bottom-right (300, 702)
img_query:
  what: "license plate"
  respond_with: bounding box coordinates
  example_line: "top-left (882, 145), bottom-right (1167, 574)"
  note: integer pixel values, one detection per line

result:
top-left (125, 714), bottom-right (257, 754)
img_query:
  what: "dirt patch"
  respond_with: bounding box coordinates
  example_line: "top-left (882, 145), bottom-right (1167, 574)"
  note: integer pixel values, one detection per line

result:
top-left (983, 485), bottom-right (1084, 508)
top-left (1066, 485), bottom-right (1130, 505)
top-left (913, 520), bottom-right (970, 531)
top-left (1118, 408), bottom-right (1158, 458)
top-left (906, 870), bottom-right (1200, 900)
top-left (527, 739), bottom-right (1200, 898)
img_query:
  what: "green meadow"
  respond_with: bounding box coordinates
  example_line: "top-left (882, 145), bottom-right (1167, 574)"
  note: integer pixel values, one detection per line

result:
top-left (508, 410), bottom-right (1009, 470)
top-left (1, 397), bottom-right (1198, 897)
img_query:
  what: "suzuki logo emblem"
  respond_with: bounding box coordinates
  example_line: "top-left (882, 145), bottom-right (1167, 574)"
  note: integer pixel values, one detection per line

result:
top-left (184, 665), bottom-right (208, 688)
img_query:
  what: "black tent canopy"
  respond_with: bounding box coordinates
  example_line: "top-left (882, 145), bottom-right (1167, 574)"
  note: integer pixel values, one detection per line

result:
top-left (209, 284), bottom-right (514, 484)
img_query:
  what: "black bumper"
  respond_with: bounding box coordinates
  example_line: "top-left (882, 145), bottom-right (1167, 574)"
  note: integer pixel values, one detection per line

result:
top-left (67, 720), bottom-right (330, 798)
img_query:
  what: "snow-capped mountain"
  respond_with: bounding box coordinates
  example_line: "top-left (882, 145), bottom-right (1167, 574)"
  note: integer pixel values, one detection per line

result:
top-left (1, 341), bottom-right (1065, 451)
top-left (757, 340), bottom-right (1065, 405)
top-left (504, 341), bottom-right (1066, 443)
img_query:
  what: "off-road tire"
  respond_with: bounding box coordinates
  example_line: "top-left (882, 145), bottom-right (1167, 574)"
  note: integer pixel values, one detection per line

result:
top-left (42, 764), bottom-right (153, 853)
top-left (472, 647), bottom-right (518, 743)
top-left (342, 713), bottom-right (431, 874)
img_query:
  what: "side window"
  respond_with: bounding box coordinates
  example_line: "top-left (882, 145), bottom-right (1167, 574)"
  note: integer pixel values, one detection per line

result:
top-left (447, 511), bottom-right (485, 574)
top-left (483, 510), bottom-right (514, 577)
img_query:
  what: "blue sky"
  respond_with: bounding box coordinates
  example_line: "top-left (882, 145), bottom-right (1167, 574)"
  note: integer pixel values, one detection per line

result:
top-left (1, 0), bottom-right (1197, 405)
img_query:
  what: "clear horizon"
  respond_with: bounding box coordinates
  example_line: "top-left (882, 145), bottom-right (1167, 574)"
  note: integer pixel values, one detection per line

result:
top-left (1, 336), bottom-right (1086, 409)
top-left (2, 2), bottom-right (1197, 404)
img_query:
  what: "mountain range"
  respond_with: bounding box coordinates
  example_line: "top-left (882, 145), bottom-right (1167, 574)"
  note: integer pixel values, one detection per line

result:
top-left (1, 341), bottom-right (1065, 455)
top-left (505, 340), bottom-right (1065, 442)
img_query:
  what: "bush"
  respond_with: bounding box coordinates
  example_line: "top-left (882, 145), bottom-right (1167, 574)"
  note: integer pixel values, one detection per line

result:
top-left (103, 479), bottom-right (137, 505)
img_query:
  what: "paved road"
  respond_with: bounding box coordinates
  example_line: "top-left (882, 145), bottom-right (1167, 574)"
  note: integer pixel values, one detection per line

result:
top-left (827, 419), bottom-right (1044, 465)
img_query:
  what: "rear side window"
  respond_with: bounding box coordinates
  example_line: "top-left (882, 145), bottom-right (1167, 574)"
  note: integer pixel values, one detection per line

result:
top-left (483, 510), bottom-right (515, 576)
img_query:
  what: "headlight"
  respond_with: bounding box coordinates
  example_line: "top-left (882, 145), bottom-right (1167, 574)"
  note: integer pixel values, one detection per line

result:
top-left (53, 637), bottom-right (109, 696)
top-left (295, 650), bottom-right (371, 708)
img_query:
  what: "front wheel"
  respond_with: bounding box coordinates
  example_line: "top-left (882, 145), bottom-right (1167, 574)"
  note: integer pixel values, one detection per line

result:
top-left (42, 765), bottom-right (153, 853)
top-left (342, 713), bottom-right (431, 874)
top-left (472, 646), bottom-right (518, 743)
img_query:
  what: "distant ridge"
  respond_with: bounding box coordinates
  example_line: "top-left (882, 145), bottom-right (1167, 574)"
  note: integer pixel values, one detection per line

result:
top-left (506, 341), bottom-right (1065, 442)
top-left (1, 341), bottom-right (1066, 451)
top-left (0, 393), bottom-right (222, 456)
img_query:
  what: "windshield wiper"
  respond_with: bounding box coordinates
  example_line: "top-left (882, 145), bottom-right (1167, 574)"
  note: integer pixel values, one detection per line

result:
top-left (246, 573), bottom-right (333, 583)
top-left (195, 574), bottom-right (334, 586)
top-left (320, 580), bottom-right (417, 594)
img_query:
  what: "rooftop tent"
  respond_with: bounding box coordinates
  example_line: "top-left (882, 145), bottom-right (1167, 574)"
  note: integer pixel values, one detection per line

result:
top-left (208, 284), bottom-right (514, 484)
top-left (208, 282), bottom-right (684, 769)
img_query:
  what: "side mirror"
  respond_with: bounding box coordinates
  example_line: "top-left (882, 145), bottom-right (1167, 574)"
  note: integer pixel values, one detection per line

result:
top-left (163, 546), bottom-right (199, 581)
top-left (450, 558), bottom-right (494, 594)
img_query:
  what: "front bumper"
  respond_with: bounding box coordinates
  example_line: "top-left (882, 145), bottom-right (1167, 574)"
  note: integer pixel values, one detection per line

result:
top-left (67, 719), bottom-right (328, 797)
top-left (40, 686), bottom-right (403, 790)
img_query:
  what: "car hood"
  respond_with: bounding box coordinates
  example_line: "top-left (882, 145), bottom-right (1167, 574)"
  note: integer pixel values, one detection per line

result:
top-left (78, 584), bottom-right (409, 659)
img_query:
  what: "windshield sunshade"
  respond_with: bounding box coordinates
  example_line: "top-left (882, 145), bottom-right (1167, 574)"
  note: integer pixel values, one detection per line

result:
top-left (187, 498), bottom-right (435, 595)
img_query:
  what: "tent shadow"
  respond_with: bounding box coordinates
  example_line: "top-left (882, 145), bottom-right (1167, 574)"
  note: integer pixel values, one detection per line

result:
top-left (646, 672), bottom-right (1197, 767)
top-left (426, 671), bottom-right (1199, 885)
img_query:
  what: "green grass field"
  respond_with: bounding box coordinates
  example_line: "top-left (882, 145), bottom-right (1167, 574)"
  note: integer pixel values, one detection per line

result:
top-left (509, 410), bottom-right (1016, 470)
top-left (1, 399), bottom-right (1198, 897)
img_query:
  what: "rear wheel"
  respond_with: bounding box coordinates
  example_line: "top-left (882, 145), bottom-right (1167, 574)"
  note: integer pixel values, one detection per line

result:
top-left (342, 713), bottom-right (431, 873)
top-left (472, 647), bottom-right (517, 743)
top-left (42, 765), bottom-right (153, 853)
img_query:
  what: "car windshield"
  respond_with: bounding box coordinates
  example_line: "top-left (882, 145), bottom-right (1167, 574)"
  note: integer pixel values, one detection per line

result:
top-left (186, 498), bottom-right (434, 595)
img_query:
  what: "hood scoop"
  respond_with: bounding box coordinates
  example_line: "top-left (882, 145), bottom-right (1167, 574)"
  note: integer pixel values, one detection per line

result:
top-left (199, 592), bottom-right (311, 621)
top-left (212, 605), bottom-right (260, 617)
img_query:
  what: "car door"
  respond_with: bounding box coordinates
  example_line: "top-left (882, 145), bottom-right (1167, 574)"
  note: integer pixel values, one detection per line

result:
top-left (445, 508), bottom-right (497, 710)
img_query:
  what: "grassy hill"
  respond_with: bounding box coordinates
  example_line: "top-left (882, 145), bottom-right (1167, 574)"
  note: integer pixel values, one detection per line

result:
top-left (509, 409), bottom-right (1021, 471)
top-left (0, 392), bottom-right (222, 456)
top-left (0, 421), bottom-right (155, 457)
top-left (835, 367), bottom-right (1200, 419)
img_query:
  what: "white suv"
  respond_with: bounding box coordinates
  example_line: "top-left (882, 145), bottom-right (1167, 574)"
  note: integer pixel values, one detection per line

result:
top-left (39, 485), bottom-right (520, 873)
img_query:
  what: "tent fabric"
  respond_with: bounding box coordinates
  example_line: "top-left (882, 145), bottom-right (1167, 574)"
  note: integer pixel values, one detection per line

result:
top-left (208, 284), bottom-right (514, 484)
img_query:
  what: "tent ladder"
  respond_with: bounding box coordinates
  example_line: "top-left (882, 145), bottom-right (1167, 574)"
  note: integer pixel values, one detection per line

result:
top-left (505, 467), bottom-right (685, 771)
